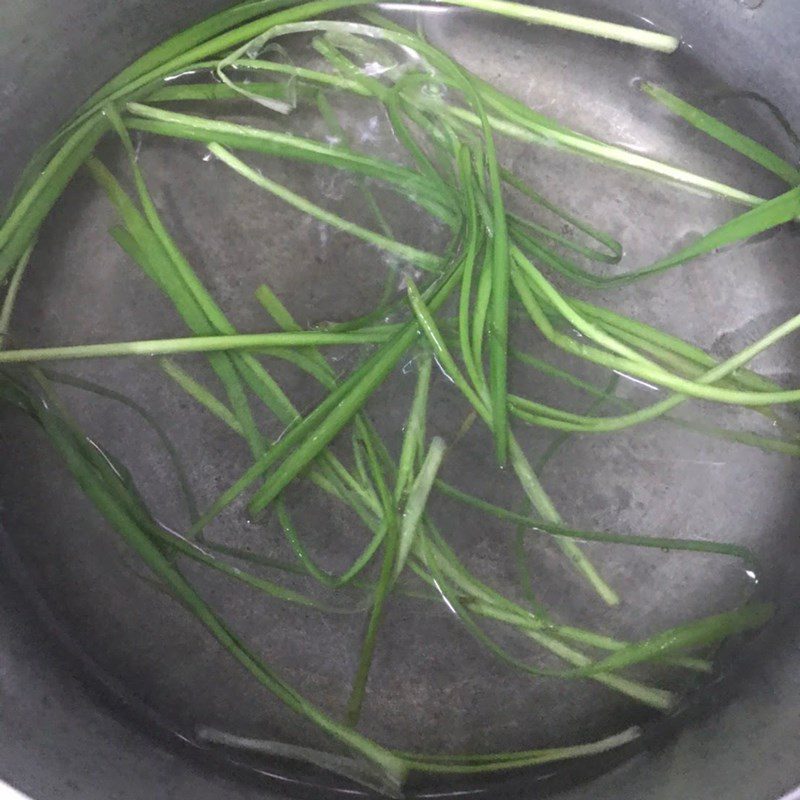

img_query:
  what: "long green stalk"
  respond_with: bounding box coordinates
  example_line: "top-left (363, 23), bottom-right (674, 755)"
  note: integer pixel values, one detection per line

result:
top-left (208, 143), bottom-right (442, 269)
top-left (642, 82), bottom-right (800, 186)
top-left (0, 329), bottom-right (392, 364)
top-left (433, 0), bottom-right (677, 51)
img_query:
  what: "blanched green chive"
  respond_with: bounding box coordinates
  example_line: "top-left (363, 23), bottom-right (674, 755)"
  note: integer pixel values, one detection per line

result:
top-left (0, 244), bottom-right (34, 343)
top-left (642, 82), bottom-right (800, 186)
top-left (208, 143), bottom-right (442, 269)
top-left (160, 358), bottom-right (244, 434)
top-left (393, 436), bottom-right (447, 582)
top-left (0, 329), bottom-right (394, 364)
top-left (395, 353), bottom-right (434, 502)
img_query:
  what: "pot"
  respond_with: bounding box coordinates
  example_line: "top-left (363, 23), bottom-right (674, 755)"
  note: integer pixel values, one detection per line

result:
top-left (1, 1), bottom-right (799, 799)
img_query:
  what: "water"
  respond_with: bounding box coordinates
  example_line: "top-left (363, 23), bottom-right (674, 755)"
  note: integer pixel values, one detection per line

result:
top-left (2, 3), bottom-right (800, 797)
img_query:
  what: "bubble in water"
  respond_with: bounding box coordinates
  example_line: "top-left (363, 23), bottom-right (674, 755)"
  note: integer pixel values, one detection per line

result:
top-left (421, 81), bottom-right (446, 98)
top-left (362, 60), bottom-right (397, 78)
top-left (358, 115), bottom-right (381, 145)
top-left (739, 0), bottom-right (764, 8)
top-left (745, 568), bottom-right (759, 585)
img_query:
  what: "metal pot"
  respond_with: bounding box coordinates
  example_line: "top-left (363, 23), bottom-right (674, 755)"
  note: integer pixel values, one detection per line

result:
top-left (1, 1), bottom-right (798, 799)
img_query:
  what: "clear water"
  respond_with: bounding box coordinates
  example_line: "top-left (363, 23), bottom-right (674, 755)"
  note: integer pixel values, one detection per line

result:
top-left (2, 3), bottom-right (800, 796)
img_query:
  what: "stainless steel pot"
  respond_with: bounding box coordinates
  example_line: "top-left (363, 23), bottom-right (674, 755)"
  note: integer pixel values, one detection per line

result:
top-left (1, 1), bottom-right (799, 799)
